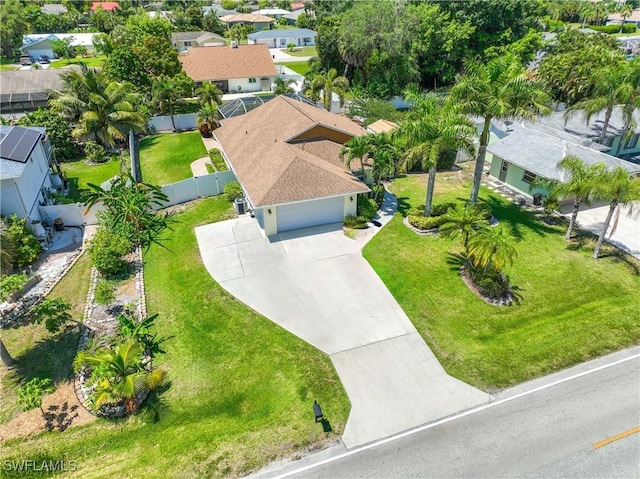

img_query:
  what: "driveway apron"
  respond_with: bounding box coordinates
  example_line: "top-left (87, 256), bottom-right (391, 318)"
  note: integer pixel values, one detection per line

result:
top-left (195, 217), bottom-right (489, 448)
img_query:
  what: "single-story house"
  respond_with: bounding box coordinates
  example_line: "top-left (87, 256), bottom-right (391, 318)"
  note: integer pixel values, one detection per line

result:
top-left (1, 126), bottom-right (63, 225)
top-left (179, 44), bottom-right (277, 93)
top-left (487, 122), bottom-right (640, 199)
top-left (607, 8), bottom-right (640, 27)
top-left (247, 28), bottom-right (316, 48)
top-left (219, 13), bottom-right (275, 31)
top-left (90, 2), bottom-right (121, 12)
top-left (290, 3), bottom-right (306, 10)
top-left (21, 33), bottom-right (98, 60)
top-left (367, 119), bottom-right (398, 134)
top-left (256, 8), bottom-right (291, 18)
top-left (536, 108), bottom-right (640, 160)
top-left (171, 31), bottom-right (226, 52)
top-left (41, 3), bottom-right (68, 15)
top-left (202, 5), bottom-right (237, 16)
top-left (214, 95), bottom-right (370, 235)
top-left (0, 65), bottom-right (82, 116)
top-left (282, 9), bottom-right (313, 25)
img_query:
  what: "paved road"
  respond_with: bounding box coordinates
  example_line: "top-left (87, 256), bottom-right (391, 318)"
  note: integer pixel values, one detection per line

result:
top-left (261, 351), bottom-right (640, 479)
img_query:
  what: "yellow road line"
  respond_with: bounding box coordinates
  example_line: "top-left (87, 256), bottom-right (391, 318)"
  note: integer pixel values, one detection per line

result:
top-left (593, 427), bottom-right (640, 449)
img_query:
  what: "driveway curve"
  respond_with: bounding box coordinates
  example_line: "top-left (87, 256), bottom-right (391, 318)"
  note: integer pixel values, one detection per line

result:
top-left (195, 209), bottom-right (488, 447)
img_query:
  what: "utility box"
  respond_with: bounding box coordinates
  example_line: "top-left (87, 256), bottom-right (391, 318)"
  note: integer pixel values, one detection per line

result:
top-left (234, 198), bottom-right (246, 215)
top-left (533, 193), bottom-right (543, 206)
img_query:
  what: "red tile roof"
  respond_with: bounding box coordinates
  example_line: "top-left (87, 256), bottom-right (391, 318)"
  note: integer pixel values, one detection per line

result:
top-left (90, 2), bottom-right (120, 11)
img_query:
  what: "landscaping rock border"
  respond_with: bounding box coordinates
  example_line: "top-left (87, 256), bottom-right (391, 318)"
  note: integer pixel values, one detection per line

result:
top-left (402, 216), bottom-right (439, 236)
top-left (459, 266), bottom-right (515, 307)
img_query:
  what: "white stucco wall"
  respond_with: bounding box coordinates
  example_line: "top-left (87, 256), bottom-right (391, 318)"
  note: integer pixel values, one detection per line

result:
top-left (343, 194), bottom-right (357, 217)
top-left (12, 144), bottom-right (52, 221)
top-left (228, 77), bottom-right (272, 93)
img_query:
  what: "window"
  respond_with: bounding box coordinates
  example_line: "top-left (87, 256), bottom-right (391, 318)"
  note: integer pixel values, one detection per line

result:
top-left (184, 41), bottom-right (192, 47)
top-left (602, 136), bottom-right (614, 147)
top-left (522, 170), bottom-right (536, 184)
top-left (623, 134), bottom-right (639, 150)
top-left (248, 78), bottom-right (256, 83)
top-left (303, 37), bottom-right (310, 43)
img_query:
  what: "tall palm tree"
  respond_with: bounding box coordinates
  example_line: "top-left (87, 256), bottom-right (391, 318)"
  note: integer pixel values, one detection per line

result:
top-left (196, 81), bottom-right (223, 108)
top-left (450, 54), bottom-right (551, 204)
top-left (468, 225), bottom-right (518, 275)
top-left (618, 3), bottom-right (635, 33)
top-left (439, 203), bottom-right (490, 255)
top-left (340, 135), bottom-right (373, 182)
top-left (614, 58), bottom-right (640, 156)
top-left (75, 340), bottom-right (164, 411)
top-left (399, 89), bottom-right (476, 217)
top-left (152, 77), bottom-right (182, 131)
top-left (307, 68), bottom-right (349, 111)
top-left (565, 58), bottom-right (628, 145)
top-left (551, 155), bottom-right (608, 241)
top-left (592, 167), bottom-right (640, 258)
top-left (273, 77), bottom-right (296, 95)
top-left (196, 104), bottom-right (219, 130)
top-left (49, 64), bottom-right (145, 148)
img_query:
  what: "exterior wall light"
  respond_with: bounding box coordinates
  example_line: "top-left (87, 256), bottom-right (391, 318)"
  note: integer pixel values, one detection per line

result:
top-left (268, 209), bottom-right (272, 215)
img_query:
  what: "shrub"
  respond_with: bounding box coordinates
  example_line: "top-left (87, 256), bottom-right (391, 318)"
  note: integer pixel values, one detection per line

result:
top-left (357, 195), bottom-right (378, 221)
top-left (29, 298), bottom-right (73, 333)
top-left (407, 215), bottom-right (446, 230)
top-left (369, 184), bottom-right (385, 204)
top-left (407, 203), bottom-right (456, 218)
top-left (224, 181), bottom-right (243, 202)
top-left (17, 378), bottom-right (55, 412)
top-left (94, 279), bottom-right (115, 305)
top-left (87, 228), bottom-right (132, 277)
top-left (209, 149), bottom-right (228, 171)
top-left (84, 141), bottom-right (108, 164)
top-left (343, 215), bottom-right (368, 229)
top-left (588, 24), bottom-right (636, 34)
top-left (466, 263), bottom-right (511, 299)
top-left (5, 214), bottom-right (41, 267)
top-left (0, 274), bottom-right (29, 301)
top-left (437, 148), bottom-right (457, 171)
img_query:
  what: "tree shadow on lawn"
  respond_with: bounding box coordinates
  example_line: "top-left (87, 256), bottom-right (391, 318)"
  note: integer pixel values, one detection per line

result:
top-left (8, 324), bottom-right (80, 386)
top-left (567, 230), bottom-right (640, 275)
top-left (479, 196), bottom-right (557, 240)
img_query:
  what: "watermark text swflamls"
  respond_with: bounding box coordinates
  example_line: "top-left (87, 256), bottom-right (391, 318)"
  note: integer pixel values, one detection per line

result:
top-left (3, 460), bottom-right (78, 472)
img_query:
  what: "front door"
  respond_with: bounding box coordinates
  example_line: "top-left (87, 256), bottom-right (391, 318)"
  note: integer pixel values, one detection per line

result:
top-left (499, 160), bottom-right (508, 181)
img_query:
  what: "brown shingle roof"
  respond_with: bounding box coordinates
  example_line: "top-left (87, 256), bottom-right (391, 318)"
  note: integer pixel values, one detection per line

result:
top-left (367, 119), bottom-right (398, 134)
top-left (215, 96), bottom-right (369, 207)
top-left (219, 13), bottom-right (275, 24)
top-left (178, 45), bottom-right (277, 82)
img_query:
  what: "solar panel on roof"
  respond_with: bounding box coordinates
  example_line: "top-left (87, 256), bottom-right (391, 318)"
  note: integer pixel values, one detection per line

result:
top-left (0, 126), bottom-right (42, 163)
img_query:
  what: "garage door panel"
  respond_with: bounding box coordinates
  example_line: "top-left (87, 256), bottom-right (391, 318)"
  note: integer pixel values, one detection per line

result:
top-left (277, 197), bottom-right (344, 232)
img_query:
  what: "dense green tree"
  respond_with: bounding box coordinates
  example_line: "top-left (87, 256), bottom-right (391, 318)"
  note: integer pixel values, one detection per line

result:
top-left (617, 2), bottom-right (635, 33)
top-left (296, 12), bottom-right (316, 30)
top-left (18, 108), bottom-right (76, 160)
top-left (104, 47), bottom-right (151, 89)
top-left (314, 16), bottom-right (345, 74)
top-left (0, 0), bottom-right (27, 58)
top-left (347, 95), bottom-right (404, 126)
top-left (203, 11), bottom-right (226, 36)
top-left (88, 5), bottom-right (122, 33)
top-left (398, 88), bottom-right (476, 216)
top-left (151, 73), bottom-right (194, 130)
top-left (50, 37), bottom-right (75, 64)
top-left (450, 54), bottom-right (551, 204)
top-left (592, 167), bottom-right (640, 258)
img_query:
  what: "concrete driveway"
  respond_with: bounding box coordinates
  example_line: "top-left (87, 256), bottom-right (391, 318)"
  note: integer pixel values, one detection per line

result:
top-left (195, 217), bottom-right (489, 448)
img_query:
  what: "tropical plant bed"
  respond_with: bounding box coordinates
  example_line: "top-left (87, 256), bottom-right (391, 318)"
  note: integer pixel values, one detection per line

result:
top-left (459, 263), bottom-right (516, 306)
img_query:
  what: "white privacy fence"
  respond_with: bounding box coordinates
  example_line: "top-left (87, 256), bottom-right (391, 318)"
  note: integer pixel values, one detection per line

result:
top-left (41, 171), bottom-right (237, 225)
top-left (148, 113), bottom-right (197, 132)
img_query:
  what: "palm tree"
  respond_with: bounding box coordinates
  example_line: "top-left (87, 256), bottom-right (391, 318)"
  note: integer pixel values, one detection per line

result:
top-left (618, 3), bottom-right (635, 33)
top-left (75, 340), bottom-right (164, 412)
top-left (592, 167), bottom-right (640, 258)
top-left (196, 81), bottom-right (223, 108)
top-left (49, 64), bottom-right (145, 148)
top-left (307, 68), bottom-right (349, 111)
top-left (565, 59), bottom-right (627, 145)
top-left (614, 58), bottom-right (640, 157)
top-left (399, 89), bottom-right (476, 217)
top-left (341, 135), bottom-right (373, 182)
top-left (152, 77), bottom-right (182, 131)
top-left (439, 203), bottom-right (490, 255)
top-left (450, 54), bottom-right (551, 204)
top-left (273, 77), bottom-right (296, 95)
top-left (468, 225), bottom-right (518, 275)
top-left (196, 104), bottom-right (219, 130)
top-left (552, 155), bottom-right (608, 241)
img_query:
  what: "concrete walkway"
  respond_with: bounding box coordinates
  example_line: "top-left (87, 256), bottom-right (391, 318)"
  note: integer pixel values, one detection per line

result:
top-left (195, 194), bottom-right (489, 448)
top-left (190, 157), bottom-right (211, 177)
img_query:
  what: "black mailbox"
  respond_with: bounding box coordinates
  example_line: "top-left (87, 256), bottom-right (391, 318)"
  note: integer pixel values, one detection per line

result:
top-left (313, 400), bottom-right (323, 423)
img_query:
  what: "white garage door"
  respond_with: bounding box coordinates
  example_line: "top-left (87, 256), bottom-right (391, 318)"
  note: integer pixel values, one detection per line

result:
top-left (277, 196), bottom-right (344, 232)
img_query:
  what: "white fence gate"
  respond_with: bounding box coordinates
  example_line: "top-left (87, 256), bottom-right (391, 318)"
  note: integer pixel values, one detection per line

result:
top-left (39, 203), bottom-right (102, 226)
top-left (157, 170), bottom-right (236, 209)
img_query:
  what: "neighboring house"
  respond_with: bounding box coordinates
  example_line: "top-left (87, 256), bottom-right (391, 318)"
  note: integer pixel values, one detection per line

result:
top-left (607, 8), bottom-right (640, 27)
top-left (202, 5), bottom-right (237, 16)
top-left (41, 4), bottom-right (68, 15)
top-left (21, 33), bottom-right (98, 59)
top-left (283, 9), bottom-right (313, 25)
top-left (536, 108), bottom-right (640, 160)
top-left (367, 119), bottom-right (398, 134)
top-left (90, 2), bottom-right (121, 12)
top-left (290, 3), bottom-right (306, 10)
top-left (179, 44), bottom-right (277, 93)
top-left (486, 122), bottom-right (640, 200)
top-left (218, 13), bottom-right (275, 31)
top-left (0, 66), bottom-right (82, 116)
top-left (257, 8), bottom-right (291, 18)
top-left (247, 28), bottom-right (317, 48)
top-left (171, 31), bottom-right (226, 52)
top-left (214, 95), bottom-right (369, 235)
top-left (0, 126), bottom-right (63, 225)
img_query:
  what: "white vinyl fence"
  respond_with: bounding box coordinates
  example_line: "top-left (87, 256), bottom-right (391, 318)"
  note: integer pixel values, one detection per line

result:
top-left (148, 113), bottom-right (197, 132)
top-left (39, 203), bottom-right (102, 227)
top-left (156, 170), bottom-right (237, 209)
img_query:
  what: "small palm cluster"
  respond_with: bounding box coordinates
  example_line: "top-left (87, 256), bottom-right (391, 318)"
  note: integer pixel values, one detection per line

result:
top-left (74, 314), bottom-right (169, 415)
top-left (195, 81), bottom-right (223, 137)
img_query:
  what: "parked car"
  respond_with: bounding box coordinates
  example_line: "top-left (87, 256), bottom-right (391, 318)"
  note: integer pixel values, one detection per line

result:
top-left (20, 54), bottom-right (33, 66)
top-left (38, 55), bottom-right (50, 64)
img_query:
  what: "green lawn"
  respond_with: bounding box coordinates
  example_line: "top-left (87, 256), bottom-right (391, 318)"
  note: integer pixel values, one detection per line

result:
top-left (0, 58), bottom-right (17, 71)
top-left (59, 158), bottom-right (122, 201)
top-left (1, 197), bottom-right (349, 478)
top-left (276, 61), bottom-right (310, 76)
top-left (50, 55), bottom-right (107, 69)
top-left (281, 46), bottom-right (316, 57)
top-left (139, 131), bottom-right (206, 186)
top-left (363, 172), bottom-right (640, 390)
